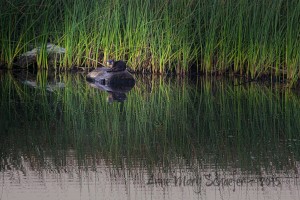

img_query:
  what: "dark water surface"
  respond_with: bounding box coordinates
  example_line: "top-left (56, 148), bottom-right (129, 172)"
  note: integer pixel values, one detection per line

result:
top-left (1, 70), bottom-right (300, 200)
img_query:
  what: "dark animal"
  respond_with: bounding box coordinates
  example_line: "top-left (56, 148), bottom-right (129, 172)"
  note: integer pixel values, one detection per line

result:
top-left (106, 60), bottom-right (127, 72)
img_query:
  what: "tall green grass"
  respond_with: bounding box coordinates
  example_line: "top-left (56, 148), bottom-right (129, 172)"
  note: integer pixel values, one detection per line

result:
top-left (0, 0), bottom-right (299, 81)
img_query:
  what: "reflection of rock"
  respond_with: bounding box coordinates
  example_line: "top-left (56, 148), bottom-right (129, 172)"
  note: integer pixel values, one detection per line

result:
top-left (0, 61), bottom-right (5, 68)
top-left (86, 67), bottom-right (135, 103)
top-left (22, 80), bottom-right (65, 92)
top-left (12, 70), bottom-right (65, 92)
top-left (14, 43), bottom-right (65, 68)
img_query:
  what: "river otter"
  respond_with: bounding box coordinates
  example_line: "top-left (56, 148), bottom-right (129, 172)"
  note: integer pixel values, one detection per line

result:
top-left (106, 60), bottom-right (127, 72)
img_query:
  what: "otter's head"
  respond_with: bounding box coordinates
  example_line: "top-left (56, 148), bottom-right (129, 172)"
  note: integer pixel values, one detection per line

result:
top-left (106, 59), bottom-right (114, 67)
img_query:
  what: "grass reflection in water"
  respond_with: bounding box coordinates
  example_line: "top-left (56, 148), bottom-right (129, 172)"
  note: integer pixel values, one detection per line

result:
top-left (0, 70), bottom-right (300, 175)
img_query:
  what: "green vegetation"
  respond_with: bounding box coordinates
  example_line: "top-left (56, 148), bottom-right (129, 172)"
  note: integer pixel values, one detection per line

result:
top-left (1, 0), bottom-right (300, 81)
top-left (1, 71), bottom-right (300, 171)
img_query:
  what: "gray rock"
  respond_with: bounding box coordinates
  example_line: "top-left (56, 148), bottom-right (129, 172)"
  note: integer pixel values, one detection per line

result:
top-left (15, 43), bottom-right (65, 67)
top-left (86, 67), bottom-right (135, 86)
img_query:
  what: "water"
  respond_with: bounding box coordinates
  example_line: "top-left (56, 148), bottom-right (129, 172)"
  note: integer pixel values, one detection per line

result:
top-left (1, 70), bottom-right (300, 200)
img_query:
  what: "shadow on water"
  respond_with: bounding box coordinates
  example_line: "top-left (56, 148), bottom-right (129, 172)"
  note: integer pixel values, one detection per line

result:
top-left (1, 70), bottom-right (300, 199)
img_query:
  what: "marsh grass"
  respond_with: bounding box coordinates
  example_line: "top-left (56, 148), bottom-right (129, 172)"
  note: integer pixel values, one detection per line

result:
top-left (0, 0), bottom-right (299, 82)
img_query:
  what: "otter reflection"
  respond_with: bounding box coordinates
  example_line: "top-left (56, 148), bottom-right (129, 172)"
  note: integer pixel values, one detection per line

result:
top-left (87, 77), bottom-right (135, 103)
top-left (107, 91), bottom-right (127, 103)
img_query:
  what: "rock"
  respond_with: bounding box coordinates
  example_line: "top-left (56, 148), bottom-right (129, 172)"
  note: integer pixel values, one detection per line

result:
top-left (86, 67), bottom-right (135, 87)
top-left (15, 43), bottom-right (66, 68)
top-left (20, 43), bottom-right (65, 57)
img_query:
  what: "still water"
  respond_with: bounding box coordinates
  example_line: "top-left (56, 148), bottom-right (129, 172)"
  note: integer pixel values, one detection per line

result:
top-left (0, 70), bottom-right (300, 200)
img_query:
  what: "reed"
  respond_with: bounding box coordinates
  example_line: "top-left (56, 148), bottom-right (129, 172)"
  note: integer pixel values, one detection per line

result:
top-left (0, 0), bottom-right (299, 82)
